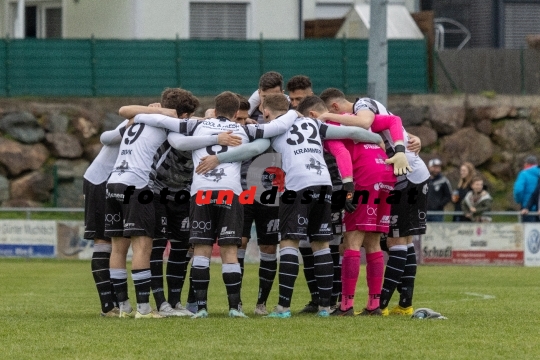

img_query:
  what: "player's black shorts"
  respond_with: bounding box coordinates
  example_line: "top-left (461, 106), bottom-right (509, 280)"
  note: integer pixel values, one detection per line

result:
top-left (153, 194), bottom-right (190, 243)
top-left (83, 179), bottom-right (110, 241)
top-left (189, 191), bottom-right (243, 247)
top-left (279, 185), bottom-right (333, 243)
top-left (242, 201), bottom-right (279, 246)
top-left (104, 183), bottom-right (155, 238)
top-left (388, 179), bottom-right (428, 238)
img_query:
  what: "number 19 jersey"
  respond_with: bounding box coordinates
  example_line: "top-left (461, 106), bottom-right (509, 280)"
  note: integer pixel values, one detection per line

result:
top-left (271, 117), bottom-right (332, 191)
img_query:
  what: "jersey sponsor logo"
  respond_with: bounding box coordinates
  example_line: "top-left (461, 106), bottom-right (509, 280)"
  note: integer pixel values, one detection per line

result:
top-left (120, 149), bottom-right (132, 155)
top-left (418, 210), bottom-right (426, 220)
top-left (181, 217), bottom-right (189, 229)
top-left (367, 206), bottom-right (377, 216)
top-left (331, 212), bottom-right (340, 222)
top-left (123, 222), bottom-right (135, 229)
top-left (266, 219), bottom-right (279, 232)
top-left (115, 160), bottom-right (129, 175)
top-left (374, 182), bottom-right (394, 191)
top-left (297, 215), bottom-right (308, 226)
top-left (380, 215), bottom-right (391, 224)
top-left (202, 168), bottom-right (226, 182)
top-left (319, 223), bottom-right (330, 232)
top-left (364, 144), bottom-right (380, 150)
top-left (220, 226), bottom-right (236, 236)
top-left (192, 221), bottom-right (211, 231)
top-left (390, 215), bottom-right (399, 225)
top-left (527, 229), bottom-right (540, 254)
top-left (422, 183), bottom-right (429, 194)
top-left (161, 217), bottom-right (167, 226)
top-left (305, 157), bottom-right (327, 175)
top-left (105, 213), bottom-right (121, 223)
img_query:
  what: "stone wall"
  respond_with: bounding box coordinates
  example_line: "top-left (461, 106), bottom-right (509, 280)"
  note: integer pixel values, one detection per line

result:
top-left (0, 95), bottom-right (537, 209)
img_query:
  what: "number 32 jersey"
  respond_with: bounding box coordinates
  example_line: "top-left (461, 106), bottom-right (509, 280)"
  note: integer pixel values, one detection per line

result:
top-left (271, 117), bottom-right (332, 191)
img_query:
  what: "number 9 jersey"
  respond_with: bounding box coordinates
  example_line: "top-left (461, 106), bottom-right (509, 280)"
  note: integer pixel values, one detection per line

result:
top-left (271, 117), bottom-right (332, 191)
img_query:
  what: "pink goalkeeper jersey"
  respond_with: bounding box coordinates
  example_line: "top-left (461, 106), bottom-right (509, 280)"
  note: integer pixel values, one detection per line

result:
top-left (324, 120), bottom-right (396, 186)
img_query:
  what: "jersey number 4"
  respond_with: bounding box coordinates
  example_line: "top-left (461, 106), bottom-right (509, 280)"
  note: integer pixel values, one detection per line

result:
top-left (286, 122), bottom-right (321, 146)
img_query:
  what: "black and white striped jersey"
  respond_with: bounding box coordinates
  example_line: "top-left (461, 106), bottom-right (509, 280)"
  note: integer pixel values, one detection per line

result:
top-left (271, 116), bottom-right (332, 191)
top-left (149, 145), bottom-right (193, 194)
top-left (353, 97), bottom-right (429, 184)
top-left (84, 120), bottom-right (128, 185)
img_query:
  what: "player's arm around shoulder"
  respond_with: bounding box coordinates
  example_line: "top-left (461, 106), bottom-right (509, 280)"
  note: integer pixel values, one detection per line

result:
top-left (318, 110), bottom-right (374, 129)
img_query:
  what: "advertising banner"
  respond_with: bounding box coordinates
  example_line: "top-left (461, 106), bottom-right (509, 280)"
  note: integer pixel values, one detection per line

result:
top-left (423, 223), bottom-right (523, 265)
top-left (0, 220), bottom-right (56, 257)
top-left (524, 224), bottom-right (540, 267)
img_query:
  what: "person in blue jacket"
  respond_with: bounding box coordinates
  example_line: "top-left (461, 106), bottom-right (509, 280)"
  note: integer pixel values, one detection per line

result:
top-left (513, 155), bottom-right (540, 222)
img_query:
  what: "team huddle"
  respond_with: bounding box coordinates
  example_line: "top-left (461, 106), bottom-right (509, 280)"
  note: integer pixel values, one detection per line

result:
top-left (84, 72), bottom-right (430, 319)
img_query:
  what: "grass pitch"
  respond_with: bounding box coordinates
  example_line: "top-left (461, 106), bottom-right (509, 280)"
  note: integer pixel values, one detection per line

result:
top-left (1, 259), bottom-right (539, 360)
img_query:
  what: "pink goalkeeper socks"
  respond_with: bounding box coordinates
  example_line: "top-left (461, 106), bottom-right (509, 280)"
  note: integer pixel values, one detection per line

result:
top-left (366, 251), bottom-right (384, 310)
top-left (341, 249), bottom-right (360, 311)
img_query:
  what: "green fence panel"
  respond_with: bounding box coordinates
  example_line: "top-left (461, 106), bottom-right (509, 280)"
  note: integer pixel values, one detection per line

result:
top-left (176, 40), bottom-right (261, 96)
top-left (94, 40), bottom-right (177, 96)
top-left (0, 39), bottom-right (427, 97)
top-left (0, 41), bottom-right (6, 96)
top-left (8, 39), bottom-right (92, 96)
top-left (388, 40), bottom-right (427, 93)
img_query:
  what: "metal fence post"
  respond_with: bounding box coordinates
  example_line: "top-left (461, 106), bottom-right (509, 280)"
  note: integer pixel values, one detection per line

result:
top-left (5, 35), bottom-right (10, 97)
top-left (90, 35), bottom-right (97, 96)
top-left (175, 33), bottom-right (181, 88)
top-left (259, 33), bottom-right (264, 76)
top-left (342, 35), bottom-right (348, 94)
top-left (520, 47), bottom-right (525, 95)
top-left (53, 165), bottom-right (58, 208)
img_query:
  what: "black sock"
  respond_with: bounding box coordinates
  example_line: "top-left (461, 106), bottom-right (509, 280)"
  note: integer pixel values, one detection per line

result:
top-left (91, 246), bottom-right (115, 313)
top-left (132, 268), bottom-right (151, 305)
top-left (237, 249), bottom-right (246, 277)
top-left (110, 268), bottom-right (129, 303)
top-left (313, 248), bottom-right (334, 308)
top-left (399, 244), bottom-right (417, 308)
top-left (166, 241), bottom-right (188, 306)
top-left (330, 244), bottom-right (342, 306)
top-left (191, 256), bottom-right (210, 311)
top-left (380, 245), bottom-right (407, 310)
top-left (150, 239), bottom-right (167, 309)
top-left (257, 252), bottom-right (277, 305)
top-left (299, 246), bottom-right (318, 304)
top-left (277, 247), bottom-right (299, 308)
top-left (222, 263), bottom-right (242, 310)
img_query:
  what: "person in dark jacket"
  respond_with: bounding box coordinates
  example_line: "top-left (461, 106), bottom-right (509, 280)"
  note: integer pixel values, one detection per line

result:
top-left (452, 162), bottom-right (476, 222)
top-left (427, 158), bottom-right (452, 222)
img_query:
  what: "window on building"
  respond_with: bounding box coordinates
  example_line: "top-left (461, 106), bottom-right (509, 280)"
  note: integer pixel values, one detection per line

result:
top-left (190, 2), bottom-right (247, 40)
top-left (10, 1), bottom-right (62, 38)
top-left (504, 2), bottom-right (540, 49)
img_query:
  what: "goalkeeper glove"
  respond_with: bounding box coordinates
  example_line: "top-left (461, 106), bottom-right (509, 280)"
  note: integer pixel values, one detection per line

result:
top-left (385, 145), bottom-right (412, 176)
top-left (343, 181), bottom-right (357, 213)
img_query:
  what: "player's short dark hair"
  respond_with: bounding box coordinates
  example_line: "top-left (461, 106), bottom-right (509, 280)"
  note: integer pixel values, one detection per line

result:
top-left (296, 95), bottom-right (328, 117)
top-left (161, 88), bottom-right (200, 115)
top-left (471, 176), bottom-right (484, 184)
top-left (262, 94), bottom-right (289, 113)
top-left (259, 71), bottom-right (283, 91)
top-left (319, 87), bottom-right (346, 105)
top-left (236, 93), bottom-right (250, 111)
top-left (286, 75), bottom-right (312, 92)
top-left (215, 91), bottom-right (240, 119)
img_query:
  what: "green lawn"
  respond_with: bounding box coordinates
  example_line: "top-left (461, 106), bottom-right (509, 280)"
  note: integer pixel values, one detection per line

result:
top-left (0, 260), bottom-right (539, 359)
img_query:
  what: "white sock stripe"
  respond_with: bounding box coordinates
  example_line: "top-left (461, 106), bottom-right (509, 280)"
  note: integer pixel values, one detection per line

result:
top-left (279, 284), bottom-right (294, 289)
top-left (303, 266), bottom-right (314, 270)
top-left (191, 279), bottom-right (210, 283)
top-left (93, 243), bottom-right (112, 253)
top-left (384, 278), bottom-right (400, 283)
top-left (260, 252), bottom-right (277, 261)
top-left (280, 246), bottom-right (299, 257)
top-left (131, 270), bottom-right (151, 281)
top-left (405, 264), bottom-right (417, 266)
top-left (315, 261), bottom-right (333, 265)
top-left (193, 256), bottom-right (210, 268)
top-left (401, 276), bottom-right (416, 278)
top-left (386, 265), bottom-right (404, 272)
top-left (95, 280), bottom-right (110, 285)
top-left (279, 261), bottom-right (299, 266)
top-left (222, 263), bottom-right (241, 274)
top-left (109, 268), bottom-right (127, 279)
top-left (278, 272), bottom-right (297, 277)
top-left (313, 248), bottom-right (331, 257)
top-left (91, 269), bottom-right (109, 273)
top-left (237, 249), bottom-right (246, 257)
top-left (134, 279), bottom-right (151, 285)
top-left (306, 279), bottom-right (317, 283)
top-left (314, 274), bottom-right (334, 278)
top-left (259, 267), bottom-right (277, 272)
top-left (319, 286), bottom-right (333, 290)
top-left (114, 281), bottom-right (127, 286)
top-left (150, 260), bottom-right (163, 263)
top-left (152, 246), bottom-right (167, 249)
top-left (388, 256), bottom-right (407, 260)
top-left (91, 257), bottom-right (110, 260)
top-left (389, 245), bottom-right (408, 252)
top-left (166, 260), bottom-right (187, 264)
top-left (225, 281), bottom-right (242, 286)
top-left (166, 275), bottom-right (185, 278)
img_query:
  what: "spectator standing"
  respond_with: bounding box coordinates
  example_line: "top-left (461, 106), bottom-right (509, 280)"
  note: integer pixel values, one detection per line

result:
top-left (452, 162), bottom-right (476, 222)
top-left (427, 158), bottom-right (452, 222)
top-left (513, 155), bottom-right (540, 222)
top-left (462, 177), bottom-right (493, 222)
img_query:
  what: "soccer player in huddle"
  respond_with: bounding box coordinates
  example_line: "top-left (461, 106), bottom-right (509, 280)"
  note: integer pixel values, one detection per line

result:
top-left (84, 120), bottom-right (130, 317)
top-left (131, 91), bottom-right (299, 318)
top-left (248, 71), bottom-right (286, 123)
top-left (319, 88), bottom-right (429, 316)
top-left (198, 94), bottom-right (384, 317)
